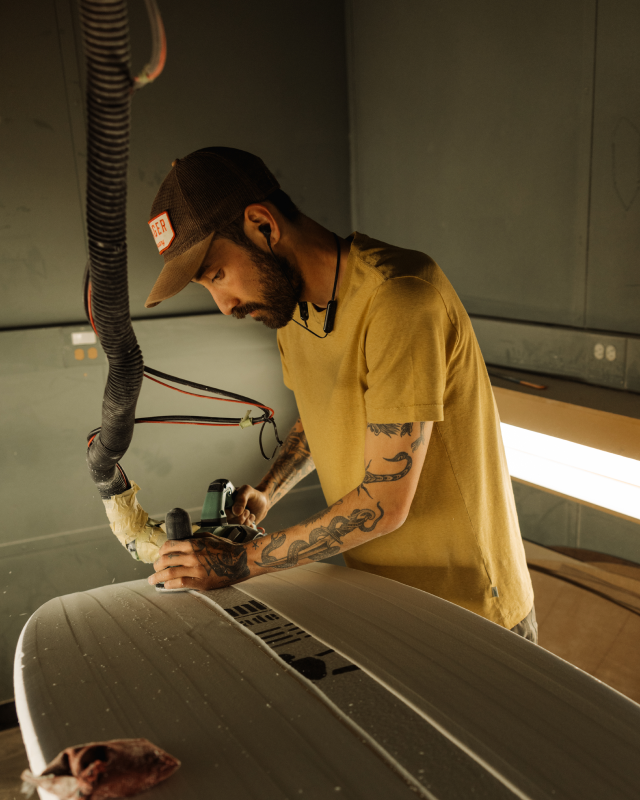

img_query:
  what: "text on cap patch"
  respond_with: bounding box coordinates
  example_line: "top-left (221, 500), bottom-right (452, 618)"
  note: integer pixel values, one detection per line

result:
top-left (148, 211), bottom-right (175, 254)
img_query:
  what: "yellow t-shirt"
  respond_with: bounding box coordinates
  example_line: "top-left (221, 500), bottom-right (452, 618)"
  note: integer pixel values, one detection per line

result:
top-left (277, 233), bottom-right (533, 629)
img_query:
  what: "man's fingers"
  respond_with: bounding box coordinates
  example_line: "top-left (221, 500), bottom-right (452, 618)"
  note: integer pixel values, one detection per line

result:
top-left (231, 484), bottom-right (252, 517)
top-left (225, 484), bottom-right (270, 525)
top-left (153, 551), bottom-right (199, 573)
top-left (158, 538), bottom-right (192, 557)
top-left (149, 564), bottom-right (201, 585)
top-left (151, 574), bottom-right (205, 590)
top-left (162, 576), bottom-right (201, 590)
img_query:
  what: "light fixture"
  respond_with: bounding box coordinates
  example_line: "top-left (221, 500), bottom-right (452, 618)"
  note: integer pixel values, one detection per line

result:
top-left (501, 423), bottom-right (640, 520)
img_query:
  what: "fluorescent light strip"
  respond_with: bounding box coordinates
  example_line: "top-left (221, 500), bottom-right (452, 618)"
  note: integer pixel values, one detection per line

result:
top-left (501, 423), bottom-right (640, 521)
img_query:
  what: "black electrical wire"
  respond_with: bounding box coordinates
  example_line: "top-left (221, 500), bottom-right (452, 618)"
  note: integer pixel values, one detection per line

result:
top-left (144, 366), bottom-right (271, 407)
top-left (84, 274), bottom-right (283, 459)
top-left (88, 413), bottom-right (281, 460)
top-left (266, 232), bottom-right (341, 339)
top-left (86, 268), bottom-right (282, 459)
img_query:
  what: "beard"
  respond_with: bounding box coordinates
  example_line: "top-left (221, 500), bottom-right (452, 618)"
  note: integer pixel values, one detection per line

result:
top-left (230, 239), bottom-right (303, 330)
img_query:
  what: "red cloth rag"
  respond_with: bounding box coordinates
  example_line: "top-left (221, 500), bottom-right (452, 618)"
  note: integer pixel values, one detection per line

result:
top-left (21, 737), bottom-right (180, 799)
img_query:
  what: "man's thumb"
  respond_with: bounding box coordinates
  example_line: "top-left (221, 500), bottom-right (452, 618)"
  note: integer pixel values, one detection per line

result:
top-left (231, 485), bottom-right (251, 516)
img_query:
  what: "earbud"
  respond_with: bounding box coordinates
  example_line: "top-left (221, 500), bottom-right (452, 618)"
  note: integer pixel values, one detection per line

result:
top-left (258, 223), bottom-right (272, 242)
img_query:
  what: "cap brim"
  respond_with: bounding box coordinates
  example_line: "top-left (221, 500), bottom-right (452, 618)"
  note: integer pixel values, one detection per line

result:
top-left (145, 232), bottom-right (215, 308)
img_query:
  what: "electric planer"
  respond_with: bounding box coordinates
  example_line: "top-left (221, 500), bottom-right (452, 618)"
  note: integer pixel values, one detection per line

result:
top-left (156, 478), bottom-right (265, 591)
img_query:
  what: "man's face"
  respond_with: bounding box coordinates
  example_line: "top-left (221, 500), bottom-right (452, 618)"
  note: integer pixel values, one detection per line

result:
top-left (192, 234), bottom-right (302, 329)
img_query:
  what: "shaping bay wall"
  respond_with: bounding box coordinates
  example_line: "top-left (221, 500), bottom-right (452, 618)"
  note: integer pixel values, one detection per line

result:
top-left (514, 481), bottom-right (640, 564)
top-left (0, 313), bottom-right (301, 702)
top-left (471, 316), bottom-right (640, 393)
top-left (347, 0), bottom-right (640, 337)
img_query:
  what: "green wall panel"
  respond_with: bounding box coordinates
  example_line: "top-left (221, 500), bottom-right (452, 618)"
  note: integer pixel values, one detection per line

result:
top-left (471, 316), bottom-right (639, 391)
top-left (585, 0), bottom-right (640, 335)
top-left (348, 0), bottom-right (596, 327)
top-left (0, 0), bottom-right (88, 330)
top-left (0, 0), bottom-right (350, 329)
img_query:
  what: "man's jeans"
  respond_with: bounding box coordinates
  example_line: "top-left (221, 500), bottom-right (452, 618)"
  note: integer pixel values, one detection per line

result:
top-left (510, 605), bottom-right (538, 643)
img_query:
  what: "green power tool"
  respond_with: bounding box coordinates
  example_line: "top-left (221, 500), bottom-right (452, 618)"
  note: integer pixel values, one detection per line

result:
top-left (197, 478), bottom-right (265, 543)
top-left (156, 478), bottom-right (265, 591)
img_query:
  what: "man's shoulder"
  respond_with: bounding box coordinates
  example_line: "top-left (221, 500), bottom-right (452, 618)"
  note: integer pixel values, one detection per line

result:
top-left (353, 233), bottom-right (469, 337)
top-left (353, 232), bottom-right (439, 283)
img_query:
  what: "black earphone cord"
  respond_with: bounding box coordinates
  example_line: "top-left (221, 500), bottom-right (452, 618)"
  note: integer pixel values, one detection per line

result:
top-left (265, 231), bottom-right (341, 338)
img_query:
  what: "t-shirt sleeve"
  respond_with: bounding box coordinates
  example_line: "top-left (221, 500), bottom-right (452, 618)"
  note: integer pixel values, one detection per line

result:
top-left (363, 277), bottom-right (457, 423)
top-left (277, 331), bottom-right (293, 390)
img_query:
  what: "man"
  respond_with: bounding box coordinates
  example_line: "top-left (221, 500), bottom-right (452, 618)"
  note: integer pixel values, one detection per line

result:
top-left (145, 147), bottom-right (536, 641)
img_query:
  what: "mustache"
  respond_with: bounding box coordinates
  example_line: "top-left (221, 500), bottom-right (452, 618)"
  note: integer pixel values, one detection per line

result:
top-left (231, 302), bottom-right (270, 320)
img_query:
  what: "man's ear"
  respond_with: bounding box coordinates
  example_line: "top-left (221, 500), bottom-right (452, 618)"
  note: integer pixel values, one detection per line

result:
top-left (244, 204), bottom-right (280, 249)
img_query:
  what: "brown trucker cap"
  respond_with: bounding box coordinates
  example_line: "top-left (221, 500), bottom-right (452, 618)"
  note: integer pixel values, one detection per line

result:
top-left (145, 147), bottom-right (280, 308)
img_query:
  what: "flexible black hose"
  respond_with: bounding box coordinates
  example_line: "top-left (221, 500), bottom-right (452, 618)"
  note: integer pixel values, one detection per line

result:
top-left (80, 0), bottom-right (144, 496)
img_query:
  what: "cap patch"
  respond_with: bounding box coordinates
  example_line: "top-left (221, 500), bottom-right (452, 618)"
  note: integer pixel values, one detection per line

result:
top-left (148, 211), bottom-right (175, 254)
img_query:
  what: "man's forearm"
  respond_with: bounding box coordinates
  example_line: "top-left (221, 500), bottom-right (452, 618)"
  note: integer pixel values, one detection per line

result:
top-left (149, 420), bottom-right (432, 591)
top-left (152, 481), bottom-right (406, 590)
top-left (256, 417), bottom-right (315, 506)
top-left (245, 477), bottom-right (407, 579)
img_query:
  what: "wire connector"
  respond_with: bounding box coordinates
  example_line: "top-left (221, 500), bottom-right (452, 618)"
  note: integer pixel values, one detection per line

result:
top-left (239, 410), bottom-right (253, 429)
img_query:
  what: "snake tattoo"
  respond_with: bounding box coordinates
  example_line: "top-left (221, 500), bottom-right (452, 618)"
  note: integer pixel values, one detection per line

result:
top-left (257, 502), bottom-right (385, 569)
top-left (357, 451), bottom-right (412, 498)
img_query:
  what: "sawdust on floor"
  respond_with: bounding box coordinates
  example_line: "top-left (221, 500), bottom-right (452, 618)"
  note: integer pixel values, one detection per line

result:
top-left (0, 727), bottom-right (29, 800)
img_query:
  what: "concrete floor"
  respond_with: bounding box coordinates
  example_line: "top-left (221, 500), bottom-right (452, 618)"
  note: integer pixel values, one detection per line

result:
top-left (0, 727), bottom-right (28, 800)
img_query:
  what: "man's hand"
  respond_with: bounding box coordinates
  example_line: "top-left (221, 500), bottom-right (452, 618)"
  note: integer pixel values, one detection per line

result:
top-left (227, 417), bottom-right (315, 526)
top-left (148, 535), bottom-right (254, 591)
top-left (226, 485), bottom-right (270, 526)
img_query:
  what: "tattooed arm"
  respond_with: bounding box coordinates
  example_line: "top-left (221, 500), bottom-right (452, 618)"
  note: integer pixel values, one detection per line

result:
top-left (150, 421), bottom-right (433, 591)
top-left (255, 417), bottom-right (315, 505)
top-left (222, 417), bottom-right (315, 528)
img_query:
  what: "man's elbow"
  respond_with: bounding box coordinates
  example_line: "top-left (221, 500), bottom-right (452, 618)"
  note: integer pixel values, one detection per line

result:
top-left (379, 503), bottom-right (411, 535)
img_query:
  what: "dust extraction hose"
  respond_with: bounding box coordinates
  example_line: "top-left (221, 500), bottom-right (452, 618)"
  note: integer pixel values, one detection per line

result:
top-left (80, 0), bottom-right (144, 496)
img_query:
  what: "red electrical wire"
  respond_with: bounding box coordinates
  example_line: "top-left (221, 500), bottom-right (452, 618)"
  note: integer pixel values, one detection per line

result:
top-left (143, 373), bottom-right (274, 416)
top-left (87, 420), bottom-right (243, 450)
top-left (87, 280), bottom-right (274, 420)
top-left (85, 279), bottom-right (282, 463)
top-left (87, 282), bottom-right (97, 336)
top-left (133, 0), bottom-right (167, 89)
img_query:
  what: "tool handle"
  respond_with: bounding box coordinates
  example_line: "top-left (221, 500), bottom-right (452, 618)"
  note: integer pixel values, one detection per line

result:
top-left (165, 507), bottom-right (193, 540)
top-left (199, 478), bottom-right (236, 530)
